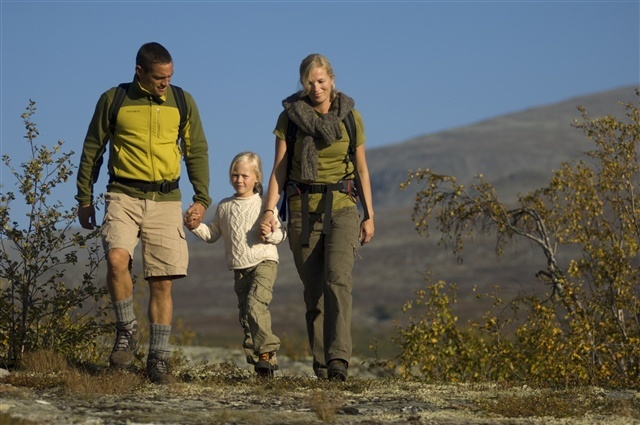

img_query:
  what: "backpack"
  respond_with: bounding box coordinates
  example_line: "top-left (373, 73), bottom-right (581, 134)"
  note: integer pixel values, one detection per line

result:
top-left (279, 111), bottom-right (370, 222)
top-left (91, 82), bottom-right (188, 184)
top-left (108, 82), bottom-right (188, 139)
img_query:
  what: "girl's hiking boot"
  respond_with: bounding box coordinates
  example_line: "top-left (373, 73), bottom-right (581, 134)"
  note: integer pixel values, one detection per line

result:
top-left (255, 351), bottom-right (278, 377)
top-left (146, 353), bottom-right (176, 385)
top-left (109, 320), bottom-right (139, 369)
top-left (328, 359), bottom-right (348, 381)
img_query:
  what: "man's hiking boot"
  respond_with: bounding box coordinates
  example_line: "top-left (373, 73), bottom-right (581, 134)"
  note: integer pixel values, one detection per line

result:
top-left (255, 351), bottom-right (278, 377)
top-left (146, 353), bottom-right (176, 385)
top-left (109, 320), bottom-right (139, 369)
top-left (328, 359), bottom-right (348, 382)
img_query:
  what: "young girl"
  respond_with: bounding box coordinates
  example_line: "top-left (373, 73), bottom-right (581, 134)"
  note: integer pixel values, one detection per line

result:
top-left (185, 151), bottom-right (285, 377)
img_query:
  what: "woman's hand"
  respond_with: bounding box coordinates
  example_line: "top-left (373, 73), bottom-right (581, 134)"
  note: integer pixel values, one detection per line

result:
top-left (359, 218), bottom-right (375, 246)
top-left (260, 210), bottom-right (277, 241)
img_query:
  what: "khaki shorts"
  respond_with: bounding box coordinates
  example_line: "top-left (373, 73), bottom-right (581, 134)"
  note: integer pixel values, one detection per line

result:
top-left (101, 192), bottom-right (188, 279)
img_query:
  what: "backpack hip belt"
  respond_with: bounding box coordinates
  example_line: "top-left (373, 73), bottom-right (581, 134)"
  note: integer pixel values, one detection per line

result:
top-left (286, 180), bottom-right (357, 247)
top-left (109, 176), bottom-right (180, 194)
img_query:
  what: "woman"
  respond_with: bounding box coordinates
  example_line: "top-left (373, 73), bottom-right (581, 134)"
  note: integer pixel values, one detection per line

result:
top-left (260, 53), bottom-right (375, 381)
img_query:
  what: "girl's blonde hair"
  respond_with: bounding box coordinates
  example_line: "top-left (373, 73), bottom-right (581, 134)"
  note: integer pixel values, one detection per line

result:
top-left (229, 151), bottom-right (263, 195)
top-left (299, 53), bottom-right (337, 100)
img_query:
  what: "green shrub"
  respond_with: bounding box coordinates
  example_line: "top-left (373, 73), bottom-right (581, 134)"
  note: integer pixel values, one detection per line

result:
top-left (396, 90), bottom-right (640, 388)
top-left (0, 101), bottom-right (110, 367)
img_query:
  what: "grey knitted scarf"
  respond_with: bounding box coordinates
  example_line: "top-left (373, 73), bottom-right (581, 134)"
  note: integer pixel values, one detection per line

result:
top-left (282, 91), bottom-right (355, 181)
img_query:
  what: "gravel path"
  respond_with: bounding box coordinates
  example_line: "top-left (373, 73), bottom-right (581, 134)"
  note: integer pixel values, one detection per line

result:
top-left (1, 346), bottom-right (638, 424)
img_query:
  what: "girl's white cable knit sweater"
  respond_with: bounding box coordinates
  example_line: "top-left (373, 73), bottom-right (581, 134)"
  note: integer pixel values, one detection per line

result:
top-left (190, 193), bottom-right (285, 270)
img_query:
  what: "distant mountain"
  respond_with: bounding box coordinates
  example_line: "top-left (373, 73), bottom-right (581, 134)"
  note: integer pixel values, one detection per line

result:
top-left (368, 85), bottom-right (638, 210)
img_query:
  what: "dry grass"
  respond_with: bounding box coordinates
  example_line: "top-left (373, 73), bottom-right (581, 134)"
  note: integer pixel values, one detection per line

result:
top-left (478, 389), bottom-right (591, 418)
top-left (19, 349), bottom-right (69, 375)
top-left (307, 390), bottom-right (344, 423)
top-left (10, 349), bottom-right (144, 396)
top-left (476, 387), bottom-right (640, 420)
top-left (63, 367), bottom-right (145, 396)
top-left (2, 350), bottom-right (640, 424)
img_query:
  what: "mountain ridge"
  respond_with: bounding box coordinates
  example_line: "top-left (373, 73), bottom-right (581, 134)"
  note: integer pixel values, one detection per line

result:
top-left (368, 85), bottom-right (638, 210)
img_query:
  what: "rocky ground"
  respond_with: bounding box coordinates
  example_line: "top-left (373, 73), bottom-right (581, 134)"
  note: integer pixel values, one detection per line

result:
top-left (1, 346), bottom-right (639, 424)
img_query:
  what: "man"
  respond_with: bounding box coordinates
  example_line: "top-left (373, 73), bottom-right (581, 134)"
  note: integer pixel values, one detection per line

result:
top-left (76, 42), bottom-right (211, 384)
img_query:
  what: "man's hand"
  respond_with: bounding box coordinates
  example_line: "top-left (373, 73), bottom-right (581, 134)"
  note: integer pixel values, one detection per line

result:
top-left (78, 204), bottom-right (97, 229)
top-left (184, 202), bottom-right (206, 230)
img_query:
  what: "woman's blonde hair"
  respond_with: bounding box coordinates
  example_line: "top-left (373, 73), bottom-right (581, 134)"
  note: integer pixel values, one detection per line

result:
top-left (229, 151), bottom-right (263, 195)
top-left (299, 53), bottom-right (337, 100)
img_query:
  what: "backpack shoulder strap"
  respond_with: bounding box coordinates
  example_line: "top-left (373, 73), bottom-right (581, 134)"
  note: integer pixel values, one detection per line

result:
top-left (280, 117), bottom-right (299, 221)
top-left (343, 110), bottom-right (357, 161)
top-left (108, 83), bottom-right (130, 136)
top-left (343, 110), bottom-right (370, 221)
top-left (285, 118), bottom-right (298, 172)
top-left (99, 82), bottom-right (129, 183)
top-left (170, 84), bottom-right (188, 136)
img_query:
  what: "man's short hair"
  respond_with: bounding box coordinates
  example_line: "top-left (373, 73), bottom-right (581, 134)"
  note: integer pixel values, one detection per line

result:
top-left (136, 42), bottom-right (172, 72)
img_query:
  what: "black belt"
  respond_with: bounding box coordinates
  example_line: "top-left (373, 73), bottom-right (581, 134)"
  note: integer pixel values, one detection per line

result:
top-left (110, 176), bottom-right (180, 193)
top-left (287, 180), bottom-right (357, 247)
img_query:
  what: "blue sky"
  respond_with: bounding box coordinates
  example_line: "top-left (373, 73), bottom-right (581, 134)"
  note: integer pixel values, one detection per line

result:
top-left (1, 0), bottom-right (638, 223)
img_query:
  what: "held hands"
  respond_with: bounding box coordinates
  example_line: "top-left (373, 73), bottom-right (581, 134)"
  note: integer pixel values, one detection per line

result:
top-left (184, 202), bottom-right (206, 230)
top-left (259, 210), bottom-right (277, 242)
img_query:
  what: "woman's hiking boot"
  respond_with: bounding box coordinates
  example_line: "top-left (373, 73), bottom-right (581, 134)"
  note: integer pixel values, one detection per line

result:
top-left (328, 359), bottom-right (348, 382)
top-left (313, 361), bottom-right (328, 380)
